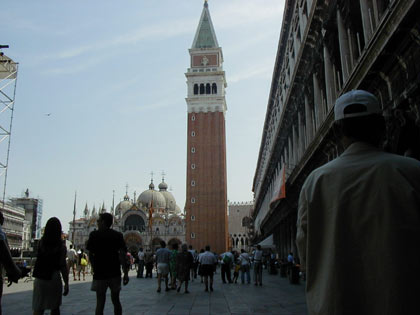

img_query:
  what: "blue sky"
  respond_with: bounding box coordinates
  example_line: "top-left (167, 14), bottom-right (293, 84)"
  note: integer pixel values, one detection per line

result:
top-left (1, 0), bottom-right (284, 231)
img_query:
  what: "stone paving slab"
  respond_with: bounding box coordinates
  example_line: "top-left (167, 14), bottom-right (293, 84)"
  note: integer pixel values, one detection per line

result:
top-left (3, 268), bottom-right (307, 314)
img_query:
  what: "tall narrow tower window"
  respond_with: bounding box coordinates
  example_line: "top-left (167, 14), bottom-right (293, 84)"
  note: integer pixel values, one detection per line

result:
top-left (191, 115), bottom-right (196, 121)
top-left (191, 232), bottom-right (196, 238)
top-left (206, 83), bottom-right (211, 94)
top-left (191, 147), bottom-right (196, 153)
top-left (194, 84), bottom-right (199, 95)
top-left (191, 197), bottom-right (196, 203)
top-left (212, 83), bottom-right (217, 94)
top-left (191, 131), bottom-right (195, 137)
top-left (191, 180), bottom-right (196, 186)
top-left (200, 84), bottom-right (205, 94)
top-left (191, 163), bottom-right (196, 169)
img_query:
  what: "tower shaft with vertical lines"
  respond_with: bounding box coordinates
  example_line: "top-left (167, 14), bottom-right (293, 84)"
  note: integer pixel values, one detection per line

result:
top-left (185, 1), bottom-right (228, 254)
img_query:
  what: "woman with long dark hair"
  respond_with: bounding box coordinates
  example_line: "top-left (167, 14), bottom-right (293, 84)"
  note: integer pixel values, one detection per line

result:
top-left (32, 217), bottom-right (69, 315)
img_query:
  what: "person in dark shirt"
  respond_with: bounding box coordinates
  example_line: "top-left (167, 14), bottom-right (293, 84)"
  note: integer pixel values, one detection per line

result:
top-left (86, 213), bottom-right (129, 315)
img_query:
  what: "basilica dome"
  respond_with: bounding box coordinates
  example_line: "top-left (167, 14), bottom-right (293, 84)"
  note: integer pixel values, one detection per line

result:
top-left (115, 194), bottom-right (133, 216)
top-left (137, 181), bottom-right (166, 210)
top-left (158, 180), bottom-right (177, 213)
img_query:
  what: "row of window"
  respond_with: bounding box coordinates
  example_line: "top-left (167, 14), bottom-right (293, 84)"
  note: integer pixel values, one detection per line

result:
top-left (193, 83), bottom-right (217, 95)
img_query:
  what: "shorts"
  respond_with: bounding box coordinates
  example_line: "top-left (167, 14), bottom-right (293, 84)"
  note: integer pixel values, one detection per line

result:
top-left (200, 264), bottom-right (214, 277)
top-left (157, 263), bottom-right (169, 275)
top-left (91, 276), bottom-right (121, 294)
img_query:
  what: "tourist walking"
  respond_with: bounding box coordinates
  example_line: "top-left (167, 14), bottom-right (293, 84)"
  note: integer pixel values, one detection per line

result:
top-left (0, 211), bottom-right (22, 315)
top-left (144, 249), bottom-right (154, 278)
top-left (199, 245), bottom-right (217, 292)
top-left (239, 249), bottom-right (251, 284)
top-left (32, 217), bottom-right (69, 315)
top-left (77, 249), bottom-right (88, 281)
top-left (86, 213), bottom-right (129, 315)
top-left (253, 245), bottom-right (263, 286)
top-left (155, 241), bottom-right (171, 293)
top-left (188, 245), bottom-right (197, 281)
top-left (296, 90), bottom-right (420, 315)
top-left (137, 247), bottom-right (145, 278)
top-left (169, 243), bottom-right (179, 290)
top-left (232, 258), bottom-right (240, 284)
top-left (66, 244), bottom-right (77, 281)
top-left (220, 250), bottom-right (234, 283)
top-left (197, 249), bottom-right (205, 283)
top-left (176, 244), bottom-right (194, 293)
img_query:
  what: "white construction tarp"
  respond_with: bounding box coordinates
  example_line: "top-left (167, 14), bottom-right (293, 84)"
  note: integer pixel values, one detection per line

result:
top-left (0, 55), bottom-right (17, 79)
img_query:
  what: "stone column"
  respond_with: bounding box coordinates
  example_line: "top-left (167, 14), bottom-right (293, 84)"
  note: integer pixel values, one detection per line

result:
top-left (323, 44), bottom-right (336, 110)
top-left (304, 94), bottom-right (314, 144)
top-left (337, 9), bottom-right (351, 82)
top-left (359, 0), bottom-right (373, 44)
top-left (313, 73), bottom-right (322, 129)
top-left (292, 125), bottom-right (298, 165)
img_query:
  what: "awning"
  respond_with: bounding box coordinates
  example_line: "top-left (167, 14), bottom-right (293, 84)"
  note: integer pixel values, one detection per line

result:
top-left (257, 234), bottom-right (275, 249)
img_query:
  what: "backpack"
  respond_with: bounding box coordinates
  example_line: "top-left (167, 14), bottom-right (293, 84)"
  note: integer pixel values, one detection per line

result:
top-left (223, 254), bottom-right (231, 264)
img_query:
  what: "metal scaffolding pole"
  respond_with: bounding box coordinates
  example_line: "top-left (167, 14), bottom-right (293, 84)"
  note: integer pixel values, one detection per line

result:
top-left (0, 49), bottom-right (18, 204)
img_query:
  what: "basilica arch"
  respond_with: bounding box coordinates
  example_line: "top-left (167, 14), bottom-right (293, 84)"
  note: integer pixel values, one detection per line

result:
top-left (124, 232), bottom-right (143, 253)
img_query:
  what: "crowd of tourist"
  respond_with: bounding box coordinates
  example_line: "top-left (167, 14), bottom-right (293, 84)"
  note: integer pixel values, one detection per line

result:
top-left (1, 212), bottom-right (290, 315)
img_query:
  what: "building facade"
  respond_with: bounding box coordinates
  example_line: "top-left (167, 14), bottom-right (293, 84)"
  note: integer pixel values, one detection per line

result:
top-left (252, 0), bottom-right (420, 259)
top-left (10, 189), bottom-right (43, 240)
top-left (185, 1), bottom-right (229, 254)
top-left (0, 201), bottom-right (29, 254)
top-left (228, 201), bottom-right (253, 253)
top-left (69, 179), bottom-right (186, 254)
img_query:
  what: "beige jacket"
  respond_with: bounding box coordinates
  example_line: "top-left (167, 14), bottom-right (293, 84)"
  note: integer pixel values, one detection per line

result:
top-left (297, 142), bottom-right (420, 315)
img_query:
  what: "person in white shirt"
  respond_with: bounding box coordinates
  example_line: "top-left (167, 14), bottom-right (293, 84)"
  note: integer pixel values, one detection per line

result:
top-left (137, 248), bottom-right (145, 278)
top-left (297, 90), bottom-right (420, 315)
top-left (188, 245), bottom-right (198, 281)
top-left (253, 245), bottom-right (263, 286)
top-left (198, 245), bottom-right (217, 292)
top-left (67, 245), bottom-right (77, 281)
top-left (239, 249), bottom-right (250, 284)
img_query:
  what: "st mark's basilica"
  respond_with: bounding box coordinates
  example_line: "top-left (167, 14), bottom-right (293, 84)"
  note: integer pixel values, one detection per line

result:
top-left (69, 177), bottom-right (185, 253)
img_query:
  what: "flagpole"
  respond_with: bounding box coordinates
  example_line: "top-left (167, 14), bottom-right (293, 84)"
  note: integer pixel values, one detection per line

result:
top-left (72, 191), bottom-right (76, 245)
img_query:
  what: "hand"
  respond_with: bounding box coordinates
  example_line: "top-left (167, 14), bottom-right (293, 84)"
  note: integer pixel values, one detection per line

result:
top-left (63, 283), bottom-right (69, 296)
top-left (7, 266), bottom-right (22, 284)
top-left (123, 273), bottom-right (129, 286)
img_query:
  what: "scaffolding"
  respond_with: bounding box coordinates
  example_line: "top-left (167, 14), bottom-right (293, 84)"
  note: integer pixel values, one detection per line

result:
top-left (0, 49), bottom-right (18, 204)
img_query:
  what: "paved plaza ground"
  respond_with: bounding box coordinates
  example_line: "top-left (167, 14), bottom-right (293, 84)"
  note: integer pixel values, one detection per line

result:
top-left (3, 268), bottom-right (307, 314)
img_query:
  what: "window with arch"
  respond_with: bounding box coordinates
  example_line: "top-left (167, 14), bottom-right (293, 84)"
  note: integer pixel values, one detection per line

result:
top-left (191, 163), bottom-right (196, 169)
top-left (191, 215), bottom-right (195, 221)
top-left (191, 197), bottom-right (196, 203)
top-left (191, 115), bottom-right (196, 121)
top-left (193, 84), bottom-right (198, 95)
top-left (206, 83), bottom-right (211, 94)
top-left (212, 83), bottom-right (217, 94)
top-left (191, 147), bottom-right (196, 153)
top-left (191, 232), bottom-right (196, 239)
top-left (199, 84), bottom-right (205, 94)
top-left (191, 131), bottom-right (195, 137)
top-left (191, 180), bottom-right (196, 186)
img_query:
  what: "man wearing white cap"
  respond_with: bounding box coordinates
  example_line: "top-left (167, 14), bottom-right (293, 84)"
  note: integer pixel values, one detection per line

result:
top-left (296, 90), bottom-right (420, 315)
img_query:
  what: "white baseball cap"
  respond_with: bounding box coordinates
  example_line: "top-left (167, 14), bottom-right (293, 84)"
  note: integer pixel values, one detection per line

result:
top-left (334, 90), bottom-right (381, 121)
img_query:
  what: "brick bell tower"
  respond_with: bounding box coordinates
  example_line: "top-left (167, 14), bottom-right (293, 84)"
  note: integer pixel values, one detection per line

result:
top-left (185, 0), bottom-right (228, 254)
